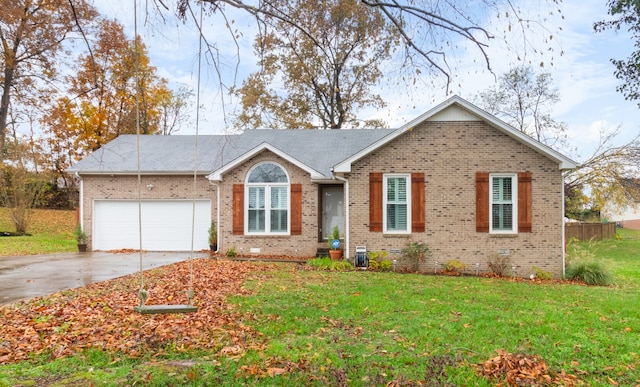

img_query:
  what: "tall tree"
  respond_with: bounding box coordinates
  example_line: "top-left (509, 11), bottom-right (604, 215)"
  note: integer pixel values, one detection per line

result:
top-left (0, 0), bottom-right (97, 159)
top-left (474, 65), bottom-right (568, 149)
top-left (174, 0), bottom-right (561, 105)
top-left (233, 0), bottom-right (397, 129)
top-left (156, 83), bottom-right (193, 135)
top-left (594, 0), bottom-right (640, 105)
top-left (475, 66), bottom-right (640, 216)
top-left (43, 18), bottom-right (174, 167)
top-left (565, 125), bottom-right (640, 217)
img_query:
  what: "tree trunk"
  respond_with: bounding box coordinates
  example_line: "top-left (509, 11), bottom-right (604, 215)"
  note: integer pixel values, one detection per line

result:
top-left (0, 65), bottom-right (15, 160)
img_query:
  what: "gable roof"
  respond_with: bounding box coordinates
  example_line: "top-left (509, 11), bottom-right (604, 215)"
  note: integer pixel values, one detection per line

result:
top-left (67, 128), bottom-right (394, 178)
top-left (68, 95), bottom-right (578, 178)
top-left (332, 95), bottom-right (578, 173)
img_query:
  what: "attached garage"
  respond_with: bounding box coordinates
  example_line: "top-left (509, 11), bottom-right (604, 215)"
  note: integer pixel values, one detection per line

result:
top-left (92, 200), bottom-right (211, 251)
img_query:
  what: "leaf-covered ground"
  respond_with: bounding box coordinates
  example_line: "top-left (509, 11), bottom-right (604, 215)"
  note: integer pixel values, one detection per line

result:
top-left (0, 259), bottom-right (275, 364)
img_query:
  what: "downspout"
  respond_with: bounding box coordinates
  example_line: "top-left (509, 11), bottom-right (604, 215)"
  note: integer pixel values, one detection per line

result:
top-left (76, 172), bottom-right (84, 235)
top-left (561, 171), bottom-right (567, 278)
top-left (333, 174), bottom-right (350, 260)
top-left (210, 180), bottom-right (220, 253)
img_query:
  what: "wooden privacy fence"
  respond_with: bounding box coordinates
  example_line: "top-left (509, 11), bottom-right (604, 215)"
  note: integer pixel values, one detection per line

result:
top-left (565, 222), bottom-right (616, 241)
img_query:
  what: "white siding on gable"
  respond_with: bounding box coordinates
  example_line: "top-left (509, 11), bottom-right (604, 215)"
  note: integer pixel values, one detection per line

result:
top-left (606, 201), bottom-right (640, 221)
top-left (426, 105), bottom-right (480, 122)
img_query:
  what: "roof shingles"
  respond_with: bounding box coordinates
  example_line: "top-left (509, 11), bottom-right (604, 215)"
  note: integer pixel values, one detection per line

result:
top-left (68, 129), bottom-right (395, 178)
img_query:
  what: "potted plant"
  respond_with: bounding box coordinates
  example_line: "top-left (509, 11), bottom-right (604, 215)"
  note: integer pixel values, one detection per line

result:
top-left (73, 223), bottom-right (87, 252)
top-left (328, 225), bottom-right (342, 260)
top-left (208, 221), bottom-right (217, 252)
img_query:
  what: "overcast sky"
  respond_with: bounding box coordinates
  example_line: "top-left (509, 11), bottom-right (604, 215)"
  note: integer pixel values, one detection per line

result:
top-left (95, 0), bottom-right (640, 163)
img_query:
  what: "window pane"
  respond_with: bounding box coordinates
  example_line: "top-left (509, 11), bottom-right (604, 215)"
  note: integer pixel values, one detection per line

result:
top-left (493, 177), bottom-right (512, 202)
top-left (387, 180), bottom-right (396, 201)
top-left (248, 163), bottom-right (288, 183)
top-left (492, 203), bottom-right (513, 230)
top-left (248, 187), bottom-right (265, 232)
top-left (491, 176), bottom-right (514, 232)
top-left (270, 187), bottom-right (288, 209)
top-left (270, 187), bottom-right (288, 232)
top-left (502, 178), bottom-right (512, 200)
top-left (503, 204), bottom-right (513, 229)
top-left (386, 176), bottom-right (408, 232)
top-left (397, 178), bottom-right (407, 201)
top-left (248, 187), bottom-right (264, 209)
top-left (492, 179), bottom-right (501, 201)
top-left (387, 203), bottom-right (407, 231)
top-left (270, 210), bottom-right (288, 232)
top-left (248, 209), bottom-right (265, 232)
top-left (387, 177), bottom-right (407, 201)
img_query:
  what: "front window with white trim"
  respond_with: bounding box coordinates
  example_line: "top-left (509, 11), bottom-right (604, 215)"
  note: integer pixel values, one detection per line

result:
top-left (490, 173), bottom-right (517, 233)
top-left (246, 163), bottom-right (289, 234)
top-left (384, 174), bottom-right (411, 233)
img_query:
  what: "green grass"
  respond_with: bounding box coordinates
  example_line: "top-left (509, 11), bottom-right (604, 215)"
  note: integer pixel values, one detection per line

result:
top-left (1, 229), bottom-right (639, 385)
top-left (0, 208), bottom-right (77, 256)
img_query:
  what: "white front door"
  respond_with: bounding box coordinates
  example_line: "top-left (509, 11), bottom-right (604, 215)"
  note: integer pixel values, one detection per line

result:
top-left (321, 186), bottom-right (344, 240)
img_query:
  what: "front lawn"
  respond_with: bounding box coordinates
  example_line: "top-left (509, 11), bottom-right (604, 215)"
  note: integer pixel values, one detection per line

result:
top-left (0, 208), bottom-right (77, 256)
top-left (1, 230), bottom-right (639, 385)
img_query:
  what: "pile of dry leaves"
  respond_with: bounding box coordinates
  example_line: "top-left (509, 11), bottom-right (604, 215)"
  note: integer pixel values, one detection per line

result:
top-left (475, 349), bottom-right (581, 386)
top-left (0, 259), bottom-right (275, 364)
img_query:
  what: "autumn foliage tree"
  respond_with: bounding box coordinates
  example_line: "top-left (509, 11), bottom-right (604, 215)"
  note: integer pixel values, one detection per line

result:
top-left (0, 0), bottom-right (97, 160)
top-left (233, 0), bottom-right (398, 129)
top-left (43, 19), bottom-right (176, 172)
top-left (475, 66), bottom-right (640, 217)
top-left (171, 0), bottom-right (561, 130)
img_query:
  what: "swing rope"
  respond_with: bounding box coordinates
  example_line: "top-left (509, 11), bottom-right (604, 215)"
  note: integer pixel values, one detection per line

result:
top-left (133, 0), bottom-right (203, 314)
top-left (134, 0), bottom-right (147, 307)
top-left (186, 0), bottom-right (205, 306)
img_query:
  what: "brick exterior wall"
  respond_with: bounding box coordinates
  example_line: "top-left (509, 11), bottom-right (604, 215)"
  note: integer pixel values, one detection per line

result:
top-left (82, 119), bottom-right (567, 277)
top-left (80, 175), bottom-right (217, 250)
top-left (217, 151), bottom-right (320, 257)
top-left (620, 219), bottom-right (640, 230)
top-left (347, 120), bottom-right (565, 278)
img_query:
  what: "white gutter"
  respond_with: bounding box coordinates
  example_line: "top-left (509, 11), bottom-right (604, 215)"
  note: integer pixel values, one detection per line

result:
top-left (333, 174), bottom-right (350, 260)
top-left (210, 181), bottom-right (220, 253)
top-left (76, 172), bottom-right (84, 232)
top-left (561, 172), bottom-right (567, 278)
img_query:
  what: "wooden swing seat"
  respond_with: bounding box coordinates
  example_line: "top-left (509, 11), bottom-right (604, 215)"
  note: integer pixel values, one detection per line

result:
top-left (134, 304), bottom-right (198, 314)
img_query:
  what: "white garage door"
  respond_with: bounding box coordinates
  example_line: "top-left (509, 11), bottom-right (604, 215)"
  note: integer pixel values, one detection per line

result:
top-left (93, 200), bottom-right (211, 251)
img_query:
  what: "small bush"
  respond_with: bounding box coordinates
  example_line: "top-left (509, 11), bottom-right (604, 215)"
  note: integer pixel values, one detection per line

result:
top-left (443, 259), bottom-right (466, 274)
top-left (368, 250), bottom-right (392, 272)
top-left (532, 266), bottom-right (553, 280)
top-left (566, 240), bottom-right (596, 266)
top-left (566, 262), bottom-right (613, 286)
top-left (400, 241), bottom-right (431, 271)
top-left (307, 257), bottom-right (353, 271)
top-left (487, 254), bottom-right (510, 276)
top-left (226, 245), bottom-right (237, 257)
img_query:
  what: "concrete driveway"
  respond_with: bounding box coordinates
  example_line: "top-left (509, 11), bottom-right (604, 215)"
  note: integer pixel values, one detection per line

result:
top-left (0, 251), bottom-right (203, 305)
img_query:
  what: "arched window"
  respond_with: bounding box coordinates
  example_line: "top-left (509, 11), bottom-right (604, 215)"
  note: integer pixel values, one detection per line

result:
top-left (246, 163), bottom-right (290, 234)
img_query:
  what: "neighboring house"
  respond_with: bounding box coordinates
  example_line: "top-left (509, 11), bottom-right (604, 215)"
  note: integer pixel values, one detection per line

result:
top-left (605, 178), bottom-right (640, 230)
top-left (68, 95), bottom-right (577, 277)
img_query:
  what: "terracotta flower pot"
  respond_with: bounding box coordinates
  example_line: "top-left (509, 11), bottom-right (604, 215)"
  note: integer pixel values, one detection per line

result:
top-left (329, 249), bottom-right (343, 260)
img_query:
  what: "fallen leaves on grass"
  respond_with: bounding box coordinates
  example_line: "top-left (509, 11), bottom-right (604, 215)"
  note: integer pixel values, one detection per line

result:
top-left (475, 349), bottom-right (581, 386)
top-left (0, 259), bottom-right (275, 364)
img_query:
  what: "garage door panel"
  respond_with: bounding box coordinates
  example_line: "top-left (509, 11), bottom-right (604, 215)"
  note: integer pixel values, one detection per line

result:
top-left (93, 200), bottom-right (211, 251)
